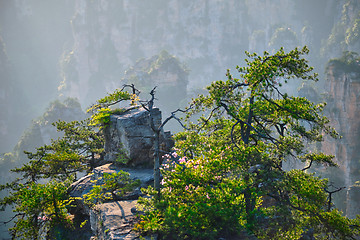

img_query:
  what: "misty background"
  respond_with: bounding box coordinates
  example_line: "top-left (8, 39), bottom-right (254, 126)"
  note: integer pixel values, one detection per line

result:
top-left (0, 0), bottom-right (359, 238)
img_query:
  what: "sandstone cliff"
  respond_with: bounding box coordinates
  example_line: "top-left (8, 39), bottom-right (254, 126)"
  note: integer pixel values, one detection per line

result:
top-left (59, 0), bottom-right (327, 106)
top-left (322, 52), bottom-right (360, 219)
top-left (0, 0), bottom-right (346, 154)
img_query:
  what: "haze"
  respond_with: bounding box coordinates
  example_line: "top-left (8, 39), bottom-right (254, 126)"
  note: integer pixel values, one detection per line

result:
top-left (0, 0), bottom-right (359, 237)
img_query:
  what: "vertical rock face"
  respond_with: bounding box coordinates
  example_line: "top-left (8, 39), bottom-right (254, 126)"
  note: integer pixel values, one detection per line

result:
top-left (321, 0), bottom-right (360, 59)
top-left (59, 0), bottom-right (317, 106)
top-left (59, 0), bottom-right (248, 104)
top-left (322, 57), bottom-right (360, 218)
top-left (0, 36), bottom-right (30, 153)
top-left (104, 107), bottom-right (173, 167)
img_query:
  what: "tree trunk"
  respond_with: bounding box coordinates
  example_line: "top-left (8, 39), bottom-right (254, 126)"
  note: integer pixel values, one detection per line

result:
top-left (153, 130), bottom-right (161, 194)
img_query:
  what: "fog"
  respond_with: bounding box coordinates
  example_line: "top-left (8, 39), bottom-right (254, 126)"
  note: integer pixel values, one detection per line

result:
top-left (0, 0), bottom-right (343, 150)
top-left (0, 0), bottom-right (359, 237)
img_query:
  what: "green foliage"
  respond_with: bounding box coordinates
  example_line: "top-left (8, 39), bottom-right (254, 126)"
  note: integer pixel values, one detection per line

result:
top-left (137, 148), bottom-right (257, 239)
top-left (327, 51), bottom-right (360, 74)
top-left (87, 88), bottom-right (133, 113)
top-left (83, 171), bottom-right (140, 207)
top-left (1, 179), bottom-right (74, 240)
top-left (322, 0), bottom-right (360, 54)
top-left (346, 18), bottom-right (360, 45)
top-left (89, 107), bottom-right (129, 128)
top-left (0, 87), bottom-right (138, 239)
top-left (148, 50), bottom-right (189, 75)
top-left (89, 107), bottom-right (112, 127)
top-left (87, 87), bottom-right (138, 128)
top-left (137, 47), bottom-right (359, 239)
top-left (116, 147), bottom-right (130, 165)
top-left (148, 50), bottom-right (172, 74)
top-left (11, 119), bottom-right (104, 182)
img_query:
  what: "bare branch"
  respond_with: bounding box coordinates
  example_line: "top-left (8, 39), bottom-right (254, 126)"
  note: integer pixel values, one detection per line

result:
top-left (1, 213), bottom-right (24, 225)
top-left (159, 107), bottom-right (192, 131)
top-left (230, 119), bottom-right (242, 149)
top-left (122, 83), bottom-right (141, 96)
top-left (198, 108), bottom-right (225, 133)
top-left (219, 101), bottom-right (276, 147)
top-left (301, 159), bottom-right (313, 171)
top-left (252, 116), bottom-right (278, 143)
top-left (324, 186), bottom-right (345, 211)
top-left (230, 82), bottom-right (249, 89)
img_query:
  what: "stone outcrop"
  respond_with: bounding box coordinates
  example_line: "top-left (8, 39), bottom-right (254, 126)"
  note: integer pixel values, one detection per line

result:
top-left (69, 163), bottom-right (155, 240)
top-left (322, 56), bottom-right (360, 218)
top-left (104, 107), bottom-right (173, 167)
top-left (90, 200), bottom-right (148, 240)
top-left (69, 106), bottom-right (173, 239)
top-left (69, 163), bottom-right (153, 216)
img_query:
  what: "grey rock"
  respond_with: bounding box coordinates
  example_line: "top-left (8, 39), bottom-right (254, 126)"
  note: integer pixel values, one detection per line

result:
top-left (69, 163), bottom-right (154, 216)
top-left (69, 107), bottom-right (170, 239)
top-left (103, 107), bottom-right (173, 167)
top-left (68, 174), bottom-right (94, 215)
top-left (90, 200), bottom-right (157, 240)
top-left (322, 63), bottom-right (360, 218)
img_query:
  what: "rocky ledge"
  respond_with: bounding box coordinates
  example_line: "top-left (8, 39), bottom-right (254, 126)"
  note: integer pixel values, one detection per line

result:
top-left (69, 163), bottom-right (155, 240)
top-left (68, 107), bottom-right (171, 239)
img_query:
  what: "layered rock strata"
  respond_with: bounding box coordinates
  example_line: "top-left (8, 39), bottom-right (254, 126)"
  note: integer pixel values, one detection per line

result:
top-left (322, 60), bottom-right (360, 218)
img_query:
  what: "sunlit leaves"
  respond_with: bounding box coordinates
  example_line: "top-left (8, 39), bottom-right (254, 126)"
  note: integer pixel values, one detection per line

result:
top-left (0, 86), bottom-right (141, 239)
top-left (139, 148), bottom-right (251, 239)
top-left (6, 180), bottom-right (73, 239)
top-left (87, 87), bottom-right (138, 128)
top-left (11, 118), bottom-right (105, 183)
top-left (137, 47), bottom-right (358, 239)
top-left (87, 88), bottom-right (132, 113)
top-left (83, 171), bottom-right (140, 207)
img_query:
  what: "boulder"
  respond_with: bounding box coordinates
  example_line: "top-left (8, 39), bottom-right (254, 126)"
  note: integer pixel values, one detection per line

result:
top-left (103, 107), bottom-right (173, 167)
